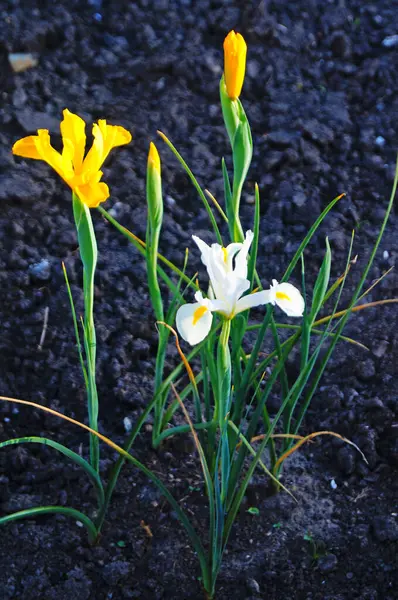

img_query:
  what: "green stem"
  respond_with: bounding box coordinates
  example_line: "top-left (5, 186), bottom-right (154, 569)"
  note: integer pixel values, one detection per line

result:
top-left (72, 193), bottom-right (99, 472)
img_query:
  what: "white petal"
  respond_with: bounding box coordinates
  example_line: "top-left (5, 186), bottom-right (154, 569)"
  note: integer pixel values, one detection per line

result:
top-left (223, 242), bottom-right (242, 272)
top-left (235, 290), bottom-right (271, 314)
top-left (273, 282), bottom-right (305, 317)
top-left (234, 230), bottom-right (253, 280)
top-left (192, 235), bottom-right (211, 268)
top-left (176, 302), bottom-right (213, 345)
top-left (225, 275), bottom-right (250, 305)
top-left (194, 290), bottom-right (227, 315)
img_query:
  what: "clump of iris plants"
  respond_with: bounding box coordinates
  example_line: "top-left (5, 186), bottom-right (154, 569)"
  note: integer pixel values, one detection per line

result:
top-left (1, 30), bottom-right (397, 599)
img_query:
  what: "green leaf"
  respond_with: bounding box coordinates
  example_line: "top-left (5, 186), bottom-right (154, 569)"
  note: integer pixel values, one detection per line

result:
top-left (0, 506), bottom-right (98, 543)
top-left (247, 183), bottom-right (260, 289)
top-left (283, 193), bottom-right (343, 282)
top-left (232, 115), bottom-right (253, 201)
top-left (62, 263), bottom-right (89, 390)
top-left (310, 238), bottom-right (331, 322)
top-left (222, 158), bottom-right (234, 226)
top-left (220, 76), bottom-right (240, 147)
top-left (247, 507), bottom-right (260, 516)
top-left (0, 436), bottom-right (104, 507)
top-left (72, 192), bottom-right (99, 472)
top-left (158, 131), bottom-right (223, 245)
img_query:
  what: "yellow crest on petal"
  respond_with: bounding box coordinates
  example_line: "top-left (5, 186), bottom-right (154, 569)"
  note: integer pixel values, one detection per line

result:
top-left (276, 291), bottom-right (291, 302)
top-left (193, 306), bottom-right (208, 325)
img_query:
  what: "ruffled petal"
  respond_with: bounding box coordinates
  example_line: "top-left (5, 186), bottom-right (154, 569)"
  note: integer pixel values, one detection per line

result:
top-left (12, 135), bottom-right (42, 160)
top-left (13, 129), bottom-right (72, 182)
top-left (81, 123), bottom-right (104, 176)
top-left (75, 181), bottom-right (109, 208)
top-left (98, 120), bottom-right (132, 160)
top-left (83, 120), bottom-right (131, 176)
top-left (176, 302), bottom-right (213, 345)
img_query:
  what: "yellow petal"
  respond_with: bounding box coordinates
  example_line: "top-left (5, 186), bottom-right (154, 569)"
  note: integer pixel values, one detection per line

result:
top-left (75, 181), bottom-right (110, 208)
top-left (60, 109), bottom-right (86, 172)
top-left (81, 123), bottom-right (104, 175)
top-left (98, 120), bottom-right (132, 162)
top-left (36, 129), bottom-right (73, 181)
top-left (12, 135), bottom-right (42, 160)
top-left (223, 30), bottom-right (247, 100)
top-left (13, 129), bottom-right (72, 183)
top-left (83, 120), bottom-right (131, 175)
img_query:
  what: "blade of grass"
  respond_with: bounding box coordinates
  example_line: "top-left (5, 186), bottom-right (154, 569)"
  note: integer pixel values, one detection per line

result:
top-left (157, 130), bottom-right (223, 245)
top-left (62, 262), bottom-right (88, 389)
top-left (0, 436), bottom-right (104, 506)
top-left (0, 394), bottom-right (210, 589)
top-left (0, 506), bottom-right (98, 543)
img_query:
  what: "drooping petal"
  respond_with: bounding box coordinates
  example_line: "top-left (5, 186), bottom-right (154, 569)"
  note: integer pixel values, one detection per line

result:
top-left (74, 181), bottom-right (110, 208)
top-left (269, 280), bottom-right (305, 318)
top-left (234, 230), bottom-right (253, 280)
top-left (83, 120), bottom-right (131, 175)
top-left (98, 120), bottom-right (132, 162)
top-left (12, 135), bottom-right (42, 160)
top-left (60, 109), bottom-right (86, 172)
top-left (13, 129), bottom-right (72, 182)
top-left (176, 302), bottom-right (213, 345)
top-left (235, 290), bottom-right (271, 315)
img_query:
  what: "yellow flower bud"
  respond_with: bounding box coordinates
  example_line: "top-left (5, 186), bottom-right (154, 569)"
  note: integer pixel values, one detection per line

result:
top-left (223, 30), bottom-right (247, 101)
top-left (148, 141), bottom-right (161, 174)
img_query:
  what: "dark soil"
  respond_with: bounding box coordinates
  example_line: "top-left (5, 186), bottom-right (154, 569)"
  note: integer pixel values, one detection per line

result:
top-left (1, 1), bottom-right (398, 599)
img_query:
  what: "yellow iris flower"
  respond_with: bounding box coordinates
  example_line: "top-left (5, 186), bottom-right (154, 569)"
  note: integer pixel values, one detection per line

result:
top-left (223, 30), bottom-right (247, 101)
top-left (12, 109), bottom-right (132, 208)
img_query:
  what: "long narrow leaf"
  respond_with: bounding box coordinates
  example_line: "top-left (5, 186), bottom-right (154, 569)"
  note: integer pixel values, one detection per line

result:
top-left (0, 437), bottom-right (104, 506)
top-left (157, 130), bottom-right (223, 245)
top-left (0, 506), bottom-right (98, 543)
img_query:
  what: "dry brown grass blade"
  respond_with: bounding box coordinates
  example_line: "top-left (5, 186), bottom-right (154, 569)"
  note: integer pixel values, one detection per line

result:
top-left (273, 430), bottom-right (368, 474)
top-left (358, 265), bottom-right (394, 301)
top-left (0, 396), bottom-right (132, 460)
top-left (158, 322), bottom-right (198, 393)
top-left (314, 298), bottom-right (398, 328)
top-left (170, 382), bottom-right (208, 473)
top-left (235, 432), bottom-right (306, 451)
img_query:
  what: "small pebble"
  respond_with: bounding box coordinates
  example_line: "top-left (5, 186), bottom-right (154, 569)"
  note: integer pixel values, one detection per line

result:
top-left (29, 259), bottom-right (52, 282)
top-left (330, 479), bottom-right (337, 490)
top-left (382, 34), bottom-right (398, 48)
top-left (123, 416), bottom-right (133, 433)
top-left (318, 553), bottom-right (338, 573)
top-left (246, 578), bottom-right (260, 594)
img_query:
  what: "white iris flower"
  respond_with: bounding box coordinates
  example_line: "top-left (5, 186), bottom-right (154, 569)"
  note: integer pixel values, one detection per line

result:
top-left (176, 231), bottom-right (305, 345)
